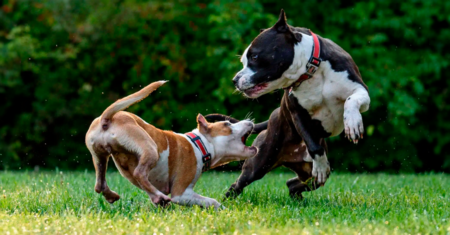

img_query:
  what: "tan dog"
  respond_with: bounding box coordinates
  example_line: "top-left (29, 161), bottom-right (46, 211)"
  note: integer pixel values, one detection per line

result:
top-left (85, 81), bottom-right (257, 209)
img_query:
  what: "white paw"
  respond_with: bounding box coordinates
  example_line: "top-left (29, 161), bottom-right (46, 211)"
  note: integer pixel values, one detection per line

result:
top-left (312, 155), bottom-right (330, 184)
top-left (344, 109), bottom-right (364, 144)
top-left (212, 201), bottom-right (225, 211)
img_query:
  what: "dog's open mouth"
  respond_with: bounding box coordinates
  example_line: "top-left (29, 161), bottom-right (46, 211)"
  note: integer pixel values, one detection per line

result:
top-left (241, 126), bottom-right (258, 154)
top-left (243, 83), bottom-right (268, 96)
top-left (241, 126), bottom-right (258, 153)
top-left (241, 129), bottom-right (252, 145)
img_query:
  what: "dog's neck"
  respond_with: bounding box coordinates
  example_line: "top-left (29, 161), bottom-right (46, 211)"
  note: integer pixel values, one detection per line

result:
top-left (281, 33), bottom-right (326, 87)
top-left (188, 129), bottom-right (221, 167)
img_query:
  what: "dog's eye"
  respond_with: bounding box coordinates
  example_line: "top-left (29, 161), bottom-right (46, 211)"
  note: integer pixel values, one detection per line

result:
top-left (225, 122), bottom-right (231, 126)
top-left (251, 54), bottom-right (258, 61)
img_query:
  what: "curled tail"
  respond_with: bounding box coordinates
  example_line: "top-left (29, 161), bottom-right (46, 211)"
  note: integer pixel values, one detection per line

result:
top-left (101, 80), bottom-right (167, 130)
top-left (205, 113), bottom-right (268, 134)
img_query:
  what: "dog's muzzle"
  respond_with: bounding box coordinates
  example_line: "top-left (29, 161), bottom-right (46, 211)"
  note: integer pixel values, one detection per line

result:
top-left (232, 74), bottom-right (242, 87)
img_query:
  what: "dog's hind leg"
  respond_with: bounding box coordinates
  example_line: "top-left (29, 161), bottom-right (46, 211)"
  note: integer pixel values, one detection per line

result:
top-left (284, 141), bottom-right (328, 199)
top-left (284, 162), bottom-right (318, 200)
top-left (90, 151), bottom-right (121, 204)
top-left (86, 121), bottom-right (120, 203)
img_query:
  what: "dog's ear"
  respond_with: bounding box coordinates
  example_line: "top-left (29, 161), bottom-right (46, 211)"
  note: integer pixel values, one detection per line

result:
top-left (273, 9), bottom-right (301, 42)
top-left (274, 9), bottom-right (289, 33)
top-left (197, 114), bottom-right (209, 134)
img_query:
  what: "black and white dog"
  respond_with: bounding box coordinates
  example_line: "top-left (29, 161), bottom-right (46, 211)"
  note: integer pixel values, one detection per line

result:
top-left (207, 10), bottom-right (370, 199)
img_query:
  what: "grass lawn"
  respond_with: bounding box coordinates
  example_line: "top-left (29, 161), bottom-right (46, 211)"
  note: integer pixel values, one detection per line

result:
top-left (0, 170), bottom-right (449, 234)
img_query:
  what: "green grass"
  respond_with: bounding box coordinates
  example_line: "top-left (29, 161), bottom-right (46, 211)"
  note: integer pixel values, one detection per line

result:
top-left (0, 171), bottom-right (449, 234)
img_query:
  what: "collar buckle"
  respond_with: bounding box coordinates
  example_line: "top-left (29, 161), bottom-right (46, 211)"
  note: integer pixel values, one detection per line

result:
top-left (305, 56), bottom-right (321, 77)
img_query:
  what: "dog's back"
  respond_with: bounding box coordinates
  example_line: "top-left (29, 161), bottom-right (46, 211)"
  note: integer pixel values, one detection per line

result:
top-left (84, 81), bottom-right (173, 205)
top-left (85, 80), bottom-right (167, 159)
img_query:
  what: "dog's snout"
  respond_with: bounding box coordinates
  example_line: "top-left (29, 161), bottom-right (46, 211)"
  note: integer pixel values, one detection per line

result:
top-left (232, 74), bottom-right (242, 86)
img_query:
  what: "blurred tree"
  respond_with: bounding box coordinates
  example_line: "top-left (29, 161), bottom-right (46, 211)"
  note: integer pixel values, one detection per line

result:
top-left (0, 0), bottom-right (449, 172)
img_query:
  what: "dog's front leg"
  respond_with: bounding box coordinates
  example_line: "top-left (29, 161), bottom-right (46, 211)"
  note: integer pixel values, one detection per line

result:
top-left (115, 125), bottom-right (171, 207)
top-left (344, 88), bottom-right (370, 143)
top-left (172, 188), bottom-right (223, 210)
top-left (225, 108), bottom-right (285, 199)
top-left (286, 94), bottom-right (330, 185)
top-left (133, 153), bottom-right (171, 207)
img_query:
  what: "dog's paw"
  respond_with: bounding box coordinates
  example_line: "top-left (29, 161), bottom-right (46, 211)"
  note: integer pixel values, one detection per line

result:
top-left (211, 201), bottom-right (226, 211)
top-left (223, 183), bottom-right (242, 200)
top-left (344, 109), bottom-right (364, 144)
top-left (312, 156), bottom-right (330, 185)
top-left (152, 194), bottom-right (171, 207)
top-left (103, 190), bottom-right (121, 204)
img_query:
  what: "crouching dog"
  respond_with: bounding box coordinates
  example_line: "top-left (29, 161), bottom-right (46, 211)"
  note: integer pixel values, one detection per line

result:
top-left (85, 81), bottom-right (258, 209)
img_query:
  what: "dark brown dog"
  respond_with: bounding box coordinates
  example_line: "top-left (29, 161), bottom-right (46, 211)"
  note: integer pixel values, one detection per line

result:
top-left (206, 90), bottom-right (328, 199)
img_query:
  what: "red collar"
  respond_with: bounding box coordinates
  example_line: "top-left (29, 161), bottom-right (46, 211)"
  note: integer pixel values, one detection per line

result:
top-left (185, 132), bottom-right (212, 172)
top-left (289, 30), bottom-right (321, 90)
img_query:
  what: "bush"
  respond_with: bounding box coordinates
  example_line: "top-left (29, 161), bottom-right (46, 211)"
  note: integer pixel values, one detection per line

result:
top-left (0, 0), bottom-right (449, 172)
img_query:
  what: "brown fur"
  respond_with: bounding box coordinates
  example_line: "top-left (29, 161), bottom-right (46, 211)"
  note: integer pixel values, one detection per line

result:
top-left (164, 131), bottom-right (197, 197)
top-left (204, 122), bottom-right (233, 137)
top-left (86, 81), bottom-right (255, 209)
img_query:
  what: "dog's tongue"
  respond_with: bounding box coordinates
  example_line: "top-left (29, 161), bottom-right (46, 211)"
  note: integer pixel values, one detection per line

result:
top-left (241, 136), bottom-right (246, 144)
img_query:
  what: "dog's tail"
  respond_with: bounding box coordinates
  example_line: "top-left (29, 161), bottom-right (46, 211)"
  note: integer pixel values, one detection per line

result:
top-left (100, 80), bottom-right (167, 131)
top-left (205, 114), bottom-right (268, 134)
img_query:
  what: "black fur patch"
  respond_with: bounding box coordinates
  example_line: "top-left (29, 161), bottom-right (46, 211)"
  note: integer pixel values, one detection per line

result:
top-left (285, 92), bottom-right (331, 157)
top-left (245, 28), bottom-right (296, 86)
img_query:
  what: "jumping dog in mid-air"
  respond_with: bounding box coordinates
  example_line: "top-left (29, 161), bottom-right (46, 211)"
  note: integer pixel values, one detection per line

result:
top-left (207, 10), bottom-right (370, 199)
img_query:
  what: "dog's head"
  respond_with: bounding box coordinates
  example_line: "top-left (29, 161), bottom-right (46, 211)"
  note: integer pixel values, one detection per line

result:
top-left (233, 9), bottom-right (303, 98)
top-left (196, 114), bottom-right (257, 168)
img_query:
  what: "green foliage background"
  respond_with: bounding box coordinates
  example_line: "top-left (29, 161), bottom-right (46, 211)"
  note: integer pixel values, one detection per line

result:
top-left (1, 0), bottom-right (449, 172)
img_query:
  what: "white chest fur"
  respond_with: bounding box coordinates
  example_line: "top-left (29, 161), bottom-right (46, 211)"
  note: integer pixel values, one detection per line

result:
top-left (291, 61), bottom-right (367, 136)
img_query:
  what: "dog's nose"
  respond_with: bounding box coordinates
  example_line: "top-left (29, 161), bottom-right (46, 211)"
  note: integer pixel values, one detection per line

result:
top-left (232, 75), bottom-right (241, 87)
